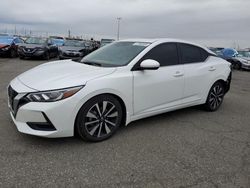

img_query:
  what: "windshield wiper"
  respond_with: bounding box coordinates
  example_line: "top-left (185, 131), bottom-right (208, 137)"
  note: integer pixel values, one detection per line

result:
top-left (82, 61), bottom-right (102, 67)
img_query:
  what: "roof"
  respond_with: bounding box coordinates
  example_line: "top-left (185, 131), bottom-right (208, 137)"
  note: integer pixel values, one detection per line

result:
top-left (120, 38), bottom-right (213, 53)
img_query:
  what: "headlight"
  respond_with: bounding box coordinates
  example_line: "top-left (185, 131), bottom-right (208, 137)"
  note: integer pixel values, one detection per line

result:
top-left (241, 60), bottom-right (249, 65)
top-left (36, 47), bottom-right (45, 51)
top-left (26, 86), bottom-right (83, 102)
top-left (2, 46), bottom-right (10, 51)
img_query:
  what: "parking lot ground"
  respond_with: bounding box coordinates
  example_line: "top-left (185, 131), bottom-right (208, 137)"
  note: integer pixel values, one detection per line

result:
top-left (0, 58), bottom-right (250, 188)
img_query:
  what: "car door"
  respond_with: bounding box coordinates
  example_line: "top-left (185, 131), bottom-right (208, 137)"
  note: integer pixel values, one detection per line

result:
top-left (132, 43), bottom-right (184, 115)
top-left (178, 43), bottom-right (216, 104)
top-left (47, 39), bottom-right (57, 56)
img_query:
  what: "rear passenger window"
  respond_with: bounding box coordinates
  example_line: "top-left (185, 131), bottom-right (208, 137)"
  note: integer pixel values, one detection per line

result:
top-left (179, 43), bottom-right (208, 64)
top-left (141, 43), bottom-right (179, 67)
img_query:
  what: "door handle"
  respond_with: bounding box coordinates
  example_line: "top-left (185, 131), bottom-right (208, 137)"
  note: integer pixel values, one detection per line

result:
top-left (209, 66), bottom-right (216, 71)
top-left (173, 71), bottom-right (184, 77)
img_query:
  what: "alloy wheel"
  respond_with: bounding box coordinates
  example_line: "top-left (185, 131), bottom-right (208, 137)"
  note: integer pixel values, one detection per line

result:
top-left (84, 101), bottom-right (119, 138)
top-left (208, 84), bottom-right (224, 110)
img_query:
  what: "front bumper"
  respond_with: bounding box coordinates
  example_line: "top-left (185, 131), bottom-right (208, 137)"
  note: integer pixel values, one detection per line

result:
top-left (59, 52), bottom-right (83, 60)
top-left (0, 48), bottom-right (11, 56)
top-left (18, 49), bottom-right (46, 57)
top-left (7, 79), bottom-right (81, 138)
top-left (241, 63), bottom-right (250, 70)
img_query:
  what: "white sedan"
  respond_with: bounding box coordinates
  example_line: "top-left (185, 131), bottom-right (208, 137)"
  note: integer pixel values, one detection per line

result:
top-left (8, 39), bottom-right (232, 142)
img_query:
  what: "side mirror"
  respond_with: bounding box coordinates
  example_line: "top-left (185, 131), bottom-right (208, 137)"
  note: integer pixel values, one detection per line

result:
top-left (140, 59), bottom-right (160, 70)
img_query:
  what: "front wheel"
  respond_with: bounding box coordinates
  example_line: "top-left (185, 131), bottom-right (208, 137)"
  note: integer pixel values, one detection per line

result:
top-left (234, 62), bottom-right (241, 70)
top-left (43, 51), bottom-right (50, 60)
top-left (10, 49), bottom-right (17, 58)
top-left (76, 95), bottom-right (123, 142)
top-left (204, 82), bottom-right (225, 111)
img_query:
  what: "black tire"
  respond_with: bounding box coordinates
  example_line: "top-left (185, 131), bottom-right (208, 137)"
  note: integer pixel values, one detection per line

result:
top-left (234, 62), bottom-right (241, 70)
top-left (10, 49), bottom-right (16, 58)
top-left (43, 51), bottom-right (50, 60)
top-left (76, 95), bottom-right (123, 142)
top-left (204, 82), bottom-right (225, 111)
top-left (19, 55), bottom-right (25, 59)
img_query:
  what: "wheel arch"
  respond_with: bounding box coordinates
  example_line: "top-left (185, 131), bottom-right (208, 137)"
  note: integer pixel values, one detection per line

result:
top-left (204, 78), bottom-right (229, 103)
top-left (73, 93), bottom-right (128, 136)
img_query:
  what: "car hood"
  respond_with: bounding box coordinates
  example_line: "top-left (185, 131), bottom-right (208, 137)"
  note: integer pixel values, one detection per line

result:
top-left (60, 46), bottom-right (85, 52)
top-left (20, 43), bottom-right (44, 49)
top-left (0, 44), bottom-right (10, 48)
top-left (234, 57), bottom-right (250, 61)
top-left (17, 60), bottom-right (116, 91)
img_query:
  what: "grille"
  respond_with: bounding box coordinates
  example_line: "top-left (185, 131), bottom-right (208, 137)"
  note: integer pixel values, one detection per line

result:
top-left (23, 48), bottom-right (36, 53)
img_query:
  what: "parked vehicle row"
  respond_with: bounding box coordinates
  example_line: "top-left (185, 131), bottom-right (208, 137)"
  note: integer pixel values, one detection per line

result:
top-left (0, 35), bottom-right (106, 60)
top-left (209, 47), bottom-right (250, 70)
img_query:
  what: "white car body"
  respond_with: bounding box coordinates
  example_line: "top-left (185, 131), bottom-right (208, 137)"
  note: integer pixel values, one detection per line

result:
top-left (8, 39), bottom-right (232, 138)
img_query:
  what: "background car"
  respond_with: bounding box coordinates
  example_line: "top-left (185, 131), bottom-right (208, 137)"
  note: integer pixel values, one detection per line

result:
top-left (59, 39), bottom-right (91, 60)
top-left (222, 48), bottom-right (250, 70)
top-left (18, 37), bottom-right (58, 60)
top-left (209, 47), bottom-right (224, 57)
top-left (100, 38), bottom-right (115, 47)
top-left (0, 36), bottom-right (24, 57)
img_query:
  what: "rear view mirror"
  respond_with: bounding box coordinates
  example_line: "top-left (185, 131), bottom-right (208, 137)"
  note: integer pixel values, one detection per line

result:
top-left (140, 59), bottom-right (160, 70)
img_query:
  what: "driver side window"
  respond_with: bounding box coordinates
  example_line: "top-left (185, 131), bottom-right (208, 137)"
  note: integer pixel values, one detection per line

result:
top-left (140, 43), bottom-right (179, 67)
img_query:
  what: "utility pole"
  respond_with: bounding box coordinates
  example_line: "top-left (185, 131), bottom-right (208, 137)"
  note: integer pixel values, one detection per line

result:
top-left (68, 29), bottom-right (71, 38)
top-left (117, 17), bottom-right (122, 41)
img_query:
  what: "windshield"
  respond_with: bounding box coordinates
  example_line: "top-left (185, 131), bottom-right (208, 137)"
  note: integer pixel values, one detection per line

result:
top-left (25, 37), bottom-right (46, 44)
top-left (237, 51), bottom-right (250, 58)
top-left (64, 40), bottom-right (85, 47)
top-left (81, 41), bottom-right (150, 67)
top-left (51, 38), bottom-right (64, 46)
top-left (0, 37), bottom-right (13, 45)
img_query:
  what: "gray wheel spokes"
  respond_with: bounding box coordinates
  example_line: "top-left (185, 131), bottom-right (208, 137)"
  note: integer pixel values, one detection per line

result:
top-left (105, 119), bottom-right (116, 127)
top-left (87, 111), bottom-right (98, 119)
top-left (97, 122), bottom-right (103, 138)
top-left (104, 123), bottom-right (111, 134)
top-left (89, 124), bottom-right (100, 136)
top-left (107, 111), bottom-right (118, 118)
top-left (104, 105), bottom-right (115, 117)
top-left (95, 103), bottom-right (102, 117)
top-left (85, 119), bottom-right (99, 126)
top-left (85, 101), bottom-right (118, 138)
top-left (102, 101), bottom-right (108, 114)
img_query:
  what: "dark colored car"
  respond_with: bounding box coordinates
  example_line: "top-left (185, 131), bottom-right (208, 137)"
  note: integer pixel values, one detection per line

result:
top-left (221, 48), bottom-right (250, 70)
top-left (209, 47), bottom-right (224, 58)
top-left (18, 37), bottom-right (58, 60)
top-left (58, 39), bottom-right (92, 60)
top-left (0, 36), bottom-right (24, 57)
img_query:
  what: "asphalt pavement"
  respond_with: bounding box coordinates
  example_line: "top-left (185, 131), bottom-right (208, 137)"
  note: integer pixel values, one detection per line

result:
top-left (0, 57), bottom-right (249, 188)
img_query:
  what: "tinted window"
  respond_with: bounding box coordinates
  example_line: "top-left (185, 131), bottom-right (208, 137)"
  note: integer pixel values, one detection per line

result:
top-left (141, 43), bottom-right (179, 66)
top-left (81, 42), bottom-right (150, 67)
top-left (180, 43), bottom-right (208, 64)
